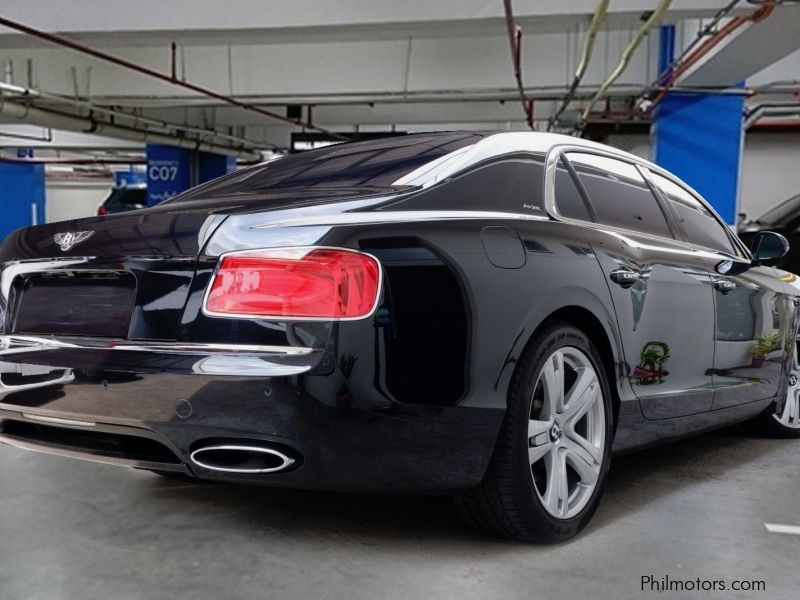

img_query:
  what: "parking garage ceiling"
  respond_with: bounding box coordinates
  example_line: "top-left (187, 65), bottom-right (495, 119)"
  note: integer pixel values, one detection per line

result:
top-left (0, 0), bottom-right (798, 151)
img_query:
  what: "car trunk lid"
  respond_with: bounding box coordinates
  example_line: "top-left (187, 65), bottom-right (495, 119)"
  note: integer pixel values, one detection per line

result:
top-left (0, 211), bottom-right (223, 341)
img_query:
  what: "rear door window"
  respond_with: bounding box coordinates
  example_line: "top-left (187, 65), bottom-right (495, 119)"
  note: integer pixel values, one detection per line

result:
top-left (565, 152), bottom-right (672, 239)
top-left (648, 171), bottom-right (740, 256)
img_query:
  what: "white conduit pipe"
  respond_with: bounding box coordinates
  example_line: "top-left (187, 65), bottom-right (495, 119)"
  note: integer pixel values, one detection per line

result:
top-left (549, 0), bottom-right (610, 130)
top-left (0, 96), bottom-right (260, 160)
top-left (581, 0), bottom-right (674, 122)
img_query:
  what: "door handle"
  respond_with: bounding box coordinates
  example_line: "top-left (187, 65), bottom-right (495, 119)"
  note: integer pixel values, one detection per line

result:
top-left (714, 280), bottom-right (736, 294)
top-left (610, 268), bottom-right (640, 288)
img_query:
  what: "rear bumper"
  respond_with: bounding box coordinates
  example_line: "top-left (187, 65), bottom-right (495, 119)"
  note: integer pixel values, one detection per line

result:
top-left (0, 365), bottom-right (503, 492)
top-left (0, 334), bottom-right (321, 378)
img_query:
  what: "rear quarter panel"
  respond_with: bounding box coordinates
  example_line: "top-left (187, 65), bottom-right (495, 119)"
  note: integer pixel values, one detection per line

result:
top-left (200, 212), bottom-right (629, 418)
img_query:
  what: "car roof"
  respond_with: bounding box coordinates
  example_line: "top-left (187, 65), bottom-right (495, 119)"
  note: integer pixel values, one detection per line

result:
top-left (393, 131), bottom-right (650, 188)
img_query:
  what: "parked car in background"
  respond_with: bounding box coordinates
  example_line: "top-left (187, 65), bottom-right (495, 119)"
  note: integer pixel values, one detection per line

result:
top-left (0, 131), bottom-right (797, 543)
top-left (739, 192), bottom-right (800, 274)
top-left (96, 181), bottom-right (147, 215)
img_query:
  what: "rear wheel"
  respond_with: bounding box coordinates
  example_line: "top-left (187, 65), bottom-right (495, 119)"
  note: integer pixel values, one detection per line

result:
top-left (748, 332), bottom-right (800, 438)
top-left (456, 321), bottom-right (613, 542)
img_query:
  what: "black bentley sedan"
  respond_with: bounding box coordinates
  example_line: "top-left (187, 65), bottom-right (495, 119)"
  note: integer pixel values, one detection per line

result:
top-left (0, 131), bottom-right (797, 543)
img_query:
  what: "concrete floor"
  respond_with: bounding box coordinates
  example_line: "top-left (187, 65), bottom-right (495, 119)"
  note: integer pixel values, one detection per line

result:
top-left (0, 426), bottom-right (798, 600)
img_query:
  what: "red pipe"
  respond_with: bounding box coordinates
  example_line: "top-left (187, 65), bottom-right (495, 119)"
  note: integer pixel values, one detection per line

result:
top-left (503, 0), bottom-right (535, 130)
top-left (0, 156), bottom-right (146, 164)
top-left (650, 0), bottom-right (775, 109)
top-left (0, 15), bottom-right (348, 141)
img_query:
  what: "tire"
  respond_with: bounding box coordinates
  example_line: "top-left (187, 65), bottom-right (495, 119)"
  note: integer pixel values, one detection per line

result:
top-left (747, 332), bottom-right (800, 438)
top-left (456, 320), bottom-right (614, 543)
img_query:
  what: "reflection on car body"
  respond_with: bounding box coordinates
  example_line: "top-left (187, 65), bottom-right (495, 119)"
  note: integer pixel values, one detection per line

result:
top-left (0, 131), bottom-right (797, 542)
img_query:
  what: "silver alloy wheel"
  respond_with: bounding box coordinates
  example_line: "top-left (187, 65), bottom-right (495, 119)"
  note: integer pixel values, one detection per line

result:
top-left (528, 347), bottom-right (605, 519)
top-left (775, 334), bottom-right (800, 428)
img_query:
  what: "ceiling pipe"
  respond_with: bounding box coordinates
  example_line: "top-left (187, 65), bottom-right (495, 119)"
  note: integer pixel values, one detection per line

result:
top-left (581, 0), bottom-right (674, 122)
top-left (650, 0), bottom-right (742, 92)
top-left (0, 156), bottom-right (146, 164)
top-left (548, 0), bottom-right (610, 131)
top-left (0, 98), bottom-right (260, 159)
top-left (744, 102), bottom-right (800, 129)
top-left (103, 82), bottom-right (800, 108)
top-left (0, 15), bottom-right (348, 142)
top-left (0, 81), bottom-right (265, 151)
top-left (502, 0), bottom-right (535, 130)
top-left (648, 0), bottom-right (775, 110)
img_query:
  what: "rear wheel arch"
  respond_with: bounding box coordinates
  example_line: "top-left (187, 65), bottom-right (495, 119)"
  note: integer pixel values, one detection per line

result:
top-left (526, 306), bottom-right (621, 429)
top-left (457, 318), bottom-right (615, 541)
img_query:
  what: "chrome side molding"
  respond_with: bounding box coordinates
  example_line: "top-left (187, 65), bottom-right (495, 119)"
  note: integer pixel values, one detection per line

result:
top-left (0, 335), bottom-right (324, 378)
top-left (0, 335), bottom-right (314, 357)
top-left (0, 335), bottom-right (320, 377)
top-left (21, 413), bottom-right (96, 428)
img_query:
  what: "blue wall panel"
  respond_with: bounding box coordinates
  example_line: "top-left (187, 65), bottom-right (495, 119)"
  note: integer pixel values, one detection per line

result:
top-left (198, 151), bottom-right (235, 184)
top-left (0, 162), bottom-right (45, 240)
top-left (652, 91), bottom-right (744, 225)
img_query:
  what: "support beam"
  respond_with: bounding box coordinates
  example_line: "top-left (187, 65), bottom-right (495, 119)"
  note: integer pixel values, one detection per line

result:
top-left (679, 5), bottom-right (800, 88)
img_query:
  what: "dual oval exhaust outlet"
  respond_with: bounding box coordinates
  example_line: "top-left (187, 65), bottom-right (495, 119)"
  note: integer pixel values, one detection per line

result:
top-left (189, 444), bottom-right (296, 474)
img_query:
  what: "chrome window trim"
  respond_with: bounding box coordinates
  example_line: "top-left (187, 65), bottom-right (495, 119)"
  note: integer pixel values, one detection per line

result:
top-left (543, 143), bottom-right (750, 260)
top-left (250, 210), bottom-right (550, 229)
top-left (643, 166), bottom-right (751, 261)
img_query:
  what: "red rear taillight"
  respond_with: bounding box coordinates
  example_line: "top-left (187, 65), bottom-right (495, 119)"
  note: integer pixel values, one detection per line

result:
top-left (204, 247), bottom-right (381, 320)
top-left (97, 205), bottom-right (108, 216)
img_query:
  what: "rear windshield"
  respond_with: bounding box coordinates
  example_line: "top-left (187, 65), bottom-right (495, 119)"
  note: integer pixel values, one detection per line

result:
top-left (161, 132), bottom-right (484, 204)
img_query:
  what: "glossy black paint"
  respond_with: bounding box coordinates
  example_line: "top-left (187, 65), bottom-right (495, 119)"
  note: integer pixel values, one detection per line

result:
top-left (751, 230), bottom-right (790, 263)
top-left (0, 132), bottom-right (795, 492)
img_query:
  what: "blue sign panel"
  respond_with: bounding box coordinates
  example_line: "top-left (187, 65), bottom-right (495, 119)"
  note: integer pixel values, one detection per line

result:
top-left (146, 144), bottom-right (193, 206)
top-left (0, 162), bottom-right (45, 241)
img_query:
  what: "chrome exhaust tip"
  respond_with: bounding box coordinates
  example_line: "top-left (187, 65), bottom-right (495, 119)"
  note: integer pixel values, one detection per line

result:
top-left (189, 444), bottom-right (296, 474)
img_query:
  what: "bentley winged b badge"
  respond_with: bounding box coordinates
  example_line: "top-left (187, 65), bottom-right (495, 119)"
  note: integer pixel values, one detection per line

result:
top-left (54, 231), bottom-right (94, 252)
